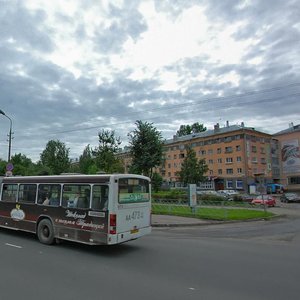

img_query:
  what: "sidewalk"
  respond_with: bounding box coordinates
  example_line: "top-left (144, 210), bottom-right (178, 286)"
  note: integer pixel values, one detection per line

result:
top-left (151, 214), bottom-right (219, 227)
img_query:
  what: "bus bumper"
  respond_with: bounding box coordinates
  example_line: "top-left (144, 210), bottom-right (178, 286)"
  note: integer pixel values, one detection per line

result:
top-left (107, 226), bottom-right (152, 245)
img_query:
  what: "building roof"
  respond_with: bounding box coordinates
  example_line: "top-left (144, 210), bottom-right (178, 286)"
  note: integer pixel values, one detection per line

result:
top-left (164, 124), bottom-right (270, 145)
top-left (273, 124), bottom-right (300, 136)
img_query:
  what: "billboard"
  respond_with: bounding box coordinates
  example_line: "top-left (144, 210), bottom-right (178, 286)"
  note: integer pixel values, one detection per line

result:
top-left (281, 139), bottom-right (300, 174)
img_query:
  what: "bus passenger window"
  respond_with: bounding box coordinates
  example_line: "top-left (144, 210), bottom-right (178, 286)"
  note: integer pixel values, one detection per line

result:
top-left (92, 185), bottom-right (108, 210)
top-left (38, 184), bottom-right (61, 206)
top-left (62, 184), bottom-right (90, 209)
top-left (18, 184), bottom-right (37, 204)
top-left (1, 184), bottom-right (18, 202)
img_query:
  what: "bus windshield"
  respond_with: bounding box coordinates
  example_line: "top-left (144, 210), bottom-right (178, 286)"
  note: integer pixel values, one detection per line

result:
top-left (118, 178), bottom-right (150, 203)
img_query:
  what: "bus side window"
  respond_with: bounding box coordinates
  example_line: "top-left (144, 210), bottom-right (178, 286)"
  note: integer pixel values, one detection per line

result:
top-left (92, 185), bottom-right (108, 211)
top-left (92, 197), bottom-right (101, 210)
top-left (1, 184), bottom-right (18, 202)
top-left (18, 184), bottom-right (36, 204)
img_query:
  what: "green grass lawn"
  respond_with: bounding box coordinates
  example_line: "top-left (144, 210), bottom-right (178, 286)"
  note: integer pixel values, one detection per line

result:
top-left (152, 204), bottom-right (274, 221)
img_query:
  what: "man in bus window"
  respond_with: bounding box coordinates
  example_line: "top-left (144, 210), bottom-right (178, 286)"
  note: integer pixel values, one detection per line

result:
top-left (43, 193), bottom-right (50, 205)
top-left (68, 192), bottom-right (80, 208)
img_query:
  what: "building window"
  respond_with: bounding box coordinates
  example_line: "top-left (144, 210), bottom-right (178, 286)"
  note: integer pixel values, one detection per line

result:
top-left (218, 169), bottom-right (222, 175)
top-left (261, 158), bottom-right (266, 164)
top-left (260, 147), bottom-right (266, 154)
top-left (174, 154), bottom-right (177, 159)
top-left (252, 146), bottom-right (257, 153)
top-left (225, 147), bottom-right (233, 153)
top-left (289, 177), bottom-right (300, 184)
top-left (226, 180), bottom-right (233, 188)
top-left (226, 157), bottom-right (233, 163)
top-left (236, 180), bottom-right (243, 189)
top-left (217, 148), bottom-right (222, 154)
top-left (226, 168), bottom-right (234, 174)
top-left (217, 158), bottom-right (222, 163)
top-left (236, 145), bottom-right (241, 151)
top-left (179, 153), bottom-right (185, 159)
top-left (208, 149), bottom-right (213, 155)
top-left (252, 157), bottom-right (257, 163)
top-left (209, 170), bottom-right (213, 175)
top-left (237, 156), bottom-right (242, 162)
top-left (237, 168), bottom-right (242, 174)
top-left (199, 150), bottom-right (206, 155)
top-left (168, 163), bottom-right (171, 168)
top-left (208, 159), bottom-right (213, 164)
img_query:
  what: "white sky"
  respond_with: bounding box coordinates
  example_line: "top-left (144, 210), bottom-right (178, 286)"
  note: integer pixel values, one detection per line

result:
top-left (0, 0), bottom-right (299, 161)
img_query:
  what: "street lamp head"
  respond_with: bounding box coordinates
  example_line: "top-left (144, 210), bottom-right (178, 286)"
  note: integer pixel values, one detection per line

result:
top-left (0, 109), bottom-right (6, 116)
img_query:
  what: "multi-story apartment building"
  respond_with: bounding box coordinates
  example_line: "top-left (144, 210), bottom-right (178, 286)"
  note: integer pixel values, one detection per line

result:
top-left (159, 122), bottom-right (275, 192)
top-left (273, 123), bottom-right (300, 191)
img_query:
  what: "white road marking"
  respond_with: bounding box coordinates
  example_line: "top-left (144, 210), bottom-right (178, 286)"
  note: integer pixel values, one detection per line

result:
top-left (188, 287), bottom-right (196, 290)
top-left (5, 243), bottom-right (22, 249)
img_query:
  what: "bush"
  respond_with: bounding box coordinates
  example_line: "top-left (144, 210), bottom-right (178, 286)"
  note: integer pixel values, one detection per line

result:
top-left (152, 190), bottom-right (187, 200)
top-left (197, 194), bottom-right (226, 202)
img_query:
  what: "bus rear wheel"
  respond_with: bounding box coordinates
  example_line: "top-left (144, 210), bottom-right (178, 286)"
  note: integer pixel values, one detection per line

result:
top-left (37, 219), bottom-right (55, 245)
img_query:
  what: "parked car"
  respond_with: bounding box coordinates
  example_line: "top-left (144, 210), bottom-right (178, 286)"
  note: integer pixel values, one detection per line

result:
top-left (197, 190), bottom-right (221, 196)
top-left (280, 193), bottom-right (300, 203)
top-left (233, 193), bottom-right (255, 202)
top-left (218, 189), bottom-right (240, 196)
top-left (251, 195), bottom-right (276, 207)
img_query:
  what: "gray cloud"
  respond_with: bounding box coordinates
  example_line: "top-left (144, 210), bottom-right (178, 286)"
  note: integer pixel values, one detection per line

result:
top-left (93, 2), bottom-right (147, 53)
top-left (0, 1), bottom-right (54, 52)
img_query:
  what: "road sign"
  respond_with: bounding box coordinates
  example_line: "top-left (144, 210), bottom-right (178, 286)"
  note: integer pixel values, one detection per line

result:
top-left (6, 163), bottom-right (14, 171)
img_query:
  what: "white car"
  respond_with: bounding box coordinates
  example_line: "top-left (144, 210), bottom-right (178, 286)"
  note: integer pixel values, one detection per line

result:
top-left (218, 189), bottom-right (239, 196)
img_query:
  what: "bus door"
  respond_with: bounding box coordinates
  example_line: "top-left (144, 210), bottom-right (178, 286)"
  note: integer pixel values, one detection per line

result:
top-left (112, 178), bottom-right (151, 243)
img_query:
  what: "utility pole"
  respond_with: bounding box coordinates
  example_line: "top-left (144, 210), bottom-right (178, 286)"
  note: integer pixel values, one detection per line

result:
top-left (0, 109), bottom-right (13, 161)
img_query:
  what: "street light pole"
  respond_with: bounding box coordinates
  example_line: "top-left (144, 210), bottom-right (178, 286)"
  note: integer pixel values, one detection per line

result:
top-left (0, 109), bottom-right (13, 162)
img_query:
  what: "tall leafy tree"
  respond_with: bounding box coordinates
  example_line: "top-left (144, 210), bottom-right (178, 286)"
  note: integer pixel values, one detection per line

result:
top-left (11, 153), bottom-right (37, 175)
top-left (0, 159), bottom-right (7, 175)
top-left (93, 129), bottom-right (124, 173)
top-left (79, 144), bottom-right (96, 174)
top-left (178, 146), bottom-right (208, 184)
top-left (176, 122), bottom-right (207, 137)
top-left (128, 120), bottom-right (164, 177)
top-left (151, 172), bottom-right (163, 192)
top-left (40, 140), bottom-right (70, 175)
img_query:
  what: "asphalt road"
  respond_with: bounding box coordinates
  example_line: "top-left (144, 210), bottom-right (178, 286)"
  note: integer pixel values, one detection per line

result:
top-left (0, 205), bottom-right (300, 300)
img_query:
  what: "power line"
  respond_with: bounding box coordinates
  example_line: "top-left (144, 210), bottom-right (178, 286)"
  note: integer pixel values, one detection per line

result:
top-left (50, 81), bottom-right (300, 132)
top-left (42, 91), bottom-right (300, 135)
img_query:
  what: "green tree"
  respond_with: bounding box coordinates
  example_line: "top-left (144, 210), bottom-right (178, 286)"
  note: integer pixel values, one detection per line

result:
top-left (11, 153), bottom-right (37, 175)
top-left (176, 122), bottom-right (207, 137)
top-left (0, 159), bottom-right (7, 175)
top-left (79, 144), bottom-right (96, 174)
top-left (128, 120), bottom-right (164, 177)
top-left (40, 140), bottom-right (70, 175)
top-left (151, 172), bottom-right (163, 192)
top-left (178, 146), bottom-right (208, 184)
top-left (93, 130), bottom-right (124, 173)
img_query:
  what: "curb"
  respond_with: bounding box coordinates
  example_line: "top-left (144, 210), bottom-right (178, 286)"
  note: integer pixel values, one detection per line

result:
top-left (151, 214), bottom-right (284, 228)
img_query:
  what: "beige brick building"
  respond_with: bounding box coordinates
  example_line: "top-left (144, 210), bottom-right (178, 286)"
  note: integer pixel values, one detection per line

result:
top-left (159, 122), bottom-right (276, 192)
top-left (118, 122), bottom-right (300, 193)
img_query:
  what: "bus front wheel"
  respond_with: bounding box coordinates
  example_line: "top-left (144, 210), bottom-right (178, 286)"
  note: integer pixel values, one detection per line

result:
top-left (37, 219), bottom-right (55, 245)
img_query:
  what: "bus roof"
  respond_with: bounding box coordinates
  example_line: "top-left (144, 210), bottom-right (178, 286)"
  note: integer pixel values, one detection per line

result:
top-left (1, 174), bottom-right (150, 184)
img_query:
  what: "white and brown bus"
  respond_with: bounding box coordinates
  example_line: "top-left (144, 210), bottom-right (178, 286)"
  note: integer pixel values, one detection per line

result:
top-left (0, 174), bottom-right (151, 245)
